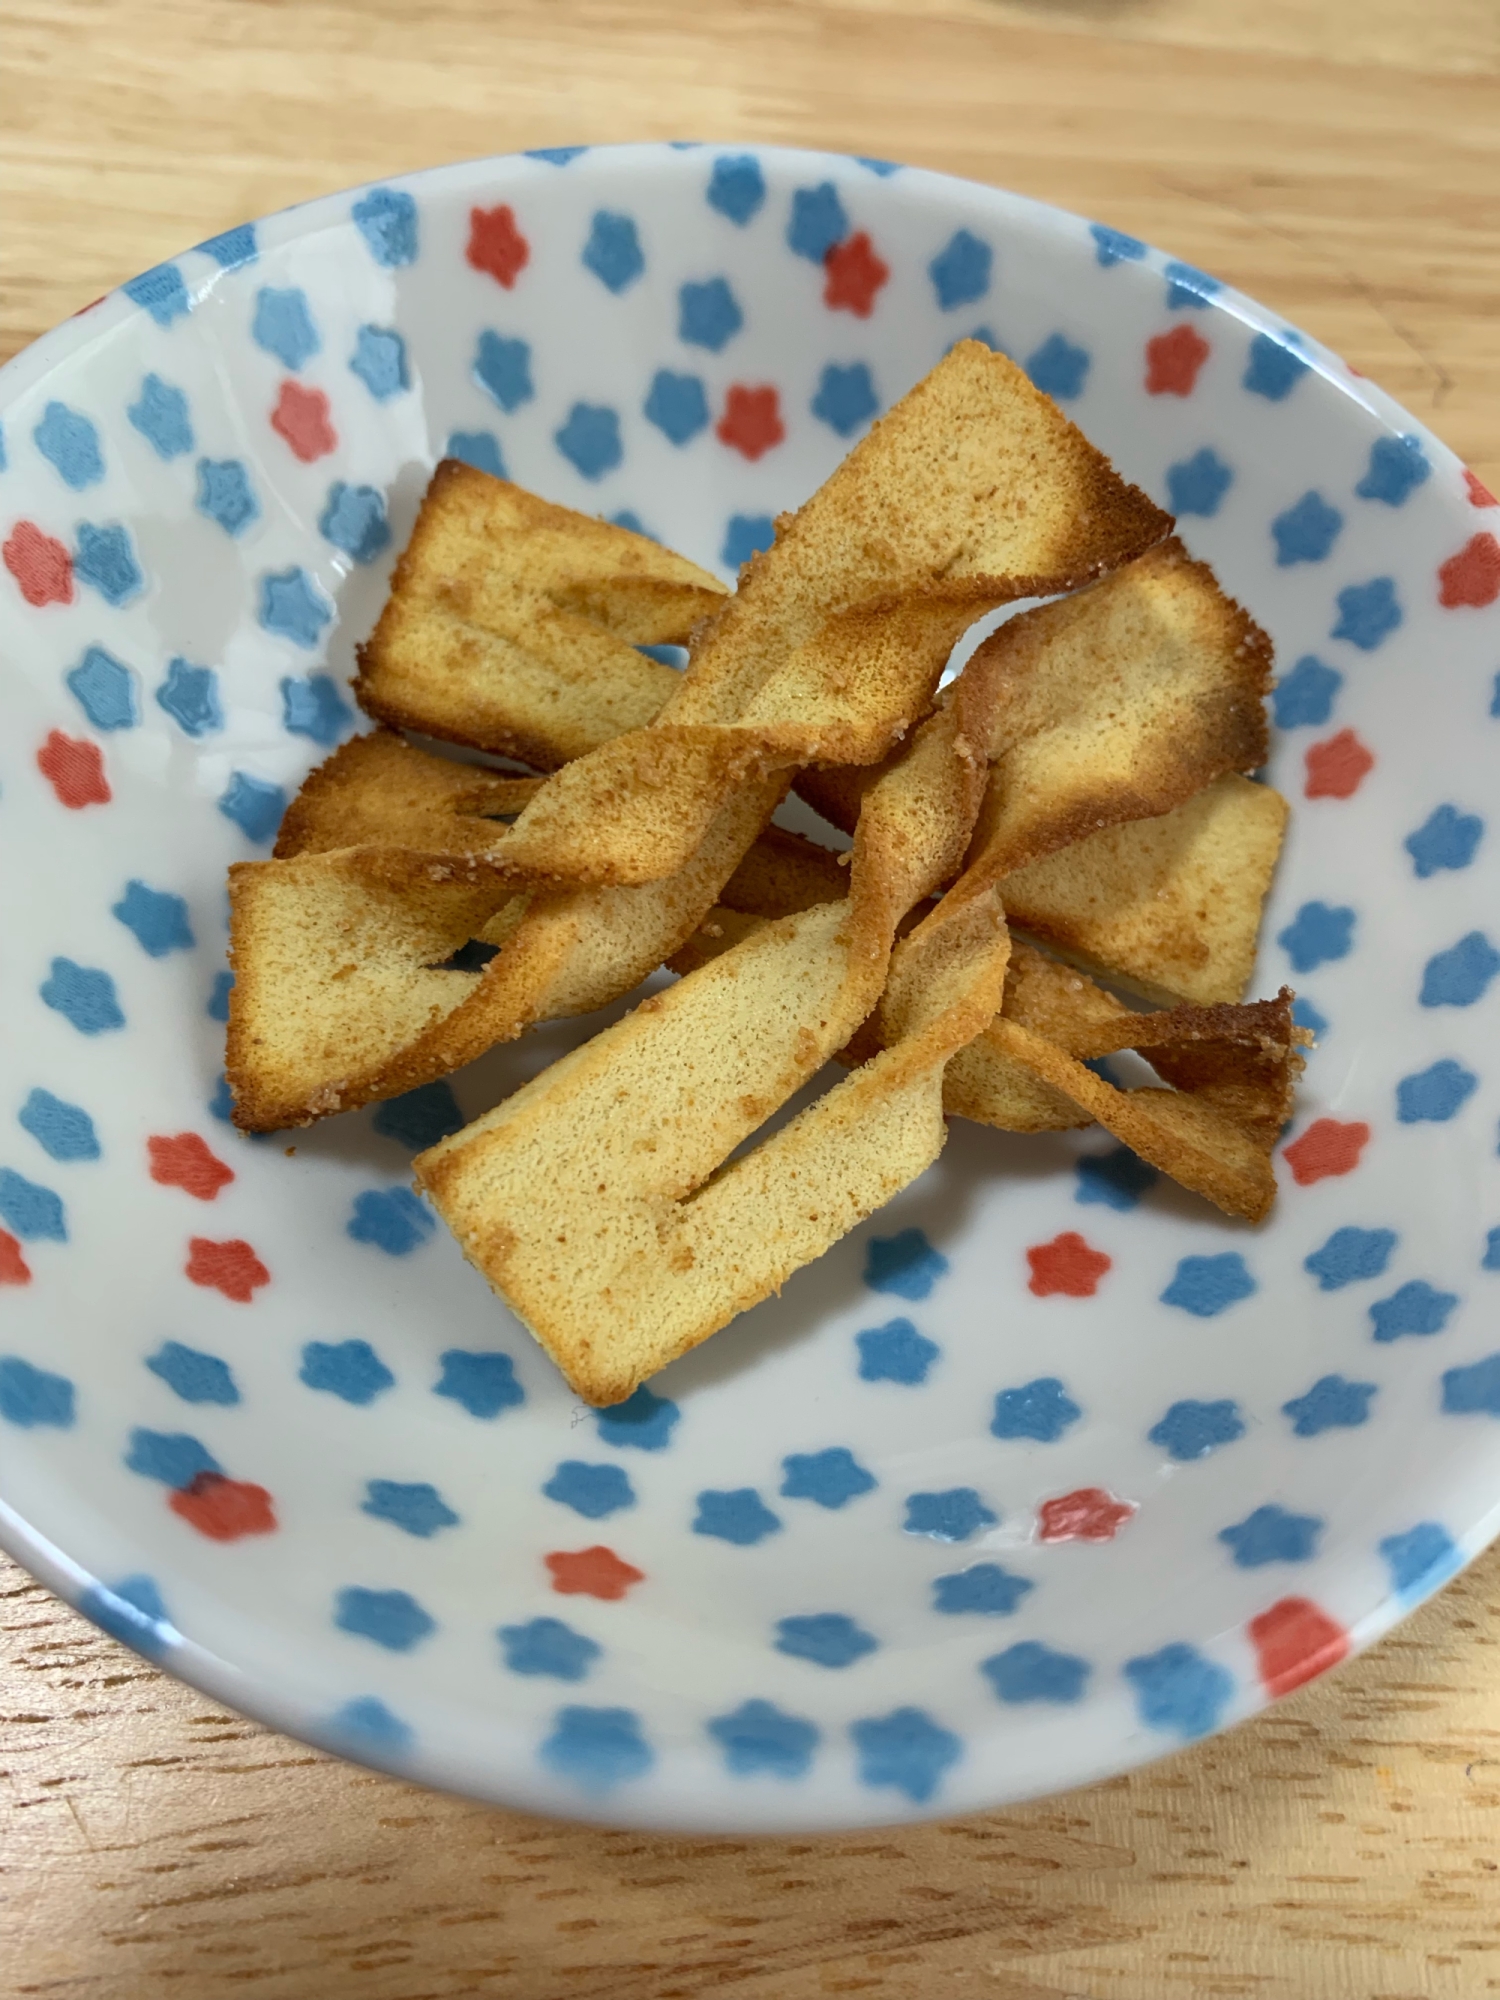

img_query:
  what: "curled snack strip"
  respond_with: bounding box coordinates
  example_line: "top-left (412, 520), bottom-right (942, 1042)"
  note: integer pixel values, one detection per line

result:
top-left (415, 794), bottom-right (1009, 1404)
top-left (355, 462), bottom-right (723, 769)
top-left (274, 728), bottom-right (542, 861)
top-left (944, 944), bottom-right (1304, 1222)
top-left (229, 342), bottom-right (1166, 1128)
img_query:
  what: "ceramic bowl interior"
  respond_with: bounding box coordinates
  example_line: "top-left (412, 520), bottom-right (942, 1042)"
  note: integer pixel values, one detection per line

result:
top-left (2, 144), bottom-right (1499, 1831)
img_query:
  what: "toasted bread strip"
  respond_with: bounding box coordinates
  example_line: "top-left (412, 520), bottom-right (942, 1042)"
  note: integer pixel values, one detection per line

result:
top-left (944, 944), bottom-right (1304, 1221)
top-left (415, 751), bottom-right (1007, 1405)
top-left (355, 463), bottom-right (724, 768)
top-left (230, 345), bottom-right (1165, 1127)
top-left (962, 537), bottom-right (1272, 882)
top-left (227, 774), bottom-right (787, 1131)
top-left (274, 729), bottom-right (543, 861)
top-left (997, 772), bottom-right (1287, 1004)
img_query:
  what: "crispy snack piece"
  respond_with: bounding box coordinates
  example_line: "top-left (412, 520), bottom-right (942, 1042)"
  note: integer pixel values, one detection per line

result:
top-left (354, 461), bottom-right (724, 769)
top-left (416, 877), bottom-right (1009, 1406)
top-left (275, 729), bottom-right (542, 861)
top-left (963, 537), bottom-right (1272, 882)
top-left (999, 772), bottom-right (1287, 1004)
top-left (945, 943), bottom-right (1304, 1221)
top-left (230, 342), bottom-right (1164, 1129)
top-left (227, 775), bottom-right (786, 1132)
top-left (668, 340), bottom-right (1170, 729)
top-left (480, 340), bottom-right (1170, 894)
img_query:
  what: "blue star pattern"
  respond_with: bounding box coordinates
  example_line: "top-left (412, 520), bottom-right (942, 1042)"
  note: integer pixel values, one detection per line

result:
top-left (499, 1618), bottom-right (601, 1681)
top-left (582, 212), bottom-right (645, 294)
top-left (10, 145), bottom-right (1500, 1826)
top-left (678, 278), bottom-right (742, 351)
top-left (541, 1706), bottom-right (652, 1793)
top-left (990, 1377), bottom-right (1081, 1442)
top-left (1166, 448), bottom-right (1233, 518)
top-left (543, 1462), bottom-right (635, 1519)
top-left (706, 155), bottom-right (766, 226)
top-left (787, 184), bottom-right (849, 264)
top-left (74, 525), bottom-right (143, 605)
top-left (693, 1488), bottom-right (782, 1545)
top-left (1124, 1643), bottom-right (1233, 1738)
top-left (863, 1229), bottom-right (948, 1299)
top-left (1025, 334), bottom-right (1090, 401)
top-left (707, 1700), bottom-right (819, 1778)
top-left (1149, 1400), bottom-right (1246, 1461)
top-left (855, 1318), bottom-right (940, 1383)
top-left (849, 1708), bottom-right (961, 1803)
top-left (1272, 655), bottom-right (1342, 728)
top-left (157, 658), bottom-right (222, 735)
top-left (1283, 1375), bottom-right (1377, 1436)
top-left (195, 459), bottom-right (260, 536)
top-left (775, 1614), bottom-right (878, 1669)
top-left (362, 1480), bottom-right (460, 1538)
top-left (903, 1488), bottom-right (997, 1542)
top-left (1271, 492), bottom-right (1342, 565)
top-left (473, 331), bottom-right (534, 411)
top-left (1396, 1060), bottom-right (1477, 1124)
top-left (252, 287), bottom-right (320, 370)
top-left (780, 1449), bottom-right (876, 1509)
top-left (433, 1350), bottom-right (524, 1420)
top-left (147, 1342), bottom-right (239, 1406)
top-left (1278, 902), bottom-right (1355, 972)
top-left (1332, 577), bottom-right (1402, 651)
top-left (594, 1385), bottom-right (678, 1450)
top-left (1379, 1523), bottom-right (1461, 1600)
top-left (1161, 1253), bottom-right (1256, 1318)
top-left (554, 403), bottom-right (622, 480)
top-left (1406, 805), bottom-right (1483, 878)
top-left (1218, 1504), bottom-right (1323, 1567)
top-left (982, 1642), bottom-right (1089, 1703)
top-left (811, 363), bottom-right (879, 437)
top-left (1304, 1228), bottom-right (1395, 1291)
top-left (1369, 1280), bottom-right (1458, 1342)
top-left (1356, 434), bottom-right (1429, 506)
top-left (128, 375), bottom-right (193, 459)
top-left (1420, 933), bottom-right (1500, 1008)
top-left (933, 1564), bottom-right (1033, 1616)
top-left (19, 1089), bottom-right (99, 1162)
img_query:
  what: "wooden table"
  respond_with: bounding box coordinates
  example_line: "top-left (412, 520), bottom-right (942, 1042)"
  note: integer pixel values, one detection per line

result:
top-left (3, 4), bottom-right (1498, 1993)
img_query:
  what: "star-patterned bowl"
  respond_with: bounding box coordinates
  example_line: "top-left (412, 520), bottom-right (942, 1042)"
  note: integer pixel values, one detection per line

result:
top-left (2, 143), bottom-right (1499, 1831)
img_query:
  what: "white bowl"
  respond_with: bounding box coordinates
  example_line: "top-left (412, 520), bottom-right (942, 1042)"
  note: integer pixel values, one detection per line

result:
top-left (3, 143), bottom-right (1499, 1830)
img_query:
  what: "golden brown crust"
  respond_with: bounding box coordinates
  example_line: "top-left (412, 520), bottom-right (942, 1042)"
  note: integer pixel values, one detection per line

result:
top-left (274, 729), bottom-right (542, 861)
top-left (964, 538), bottom-right (1273, 883)
top-left (354, 459), bottom-right (723, 767)
top-left (998, 773), bottom-right (1288, 1005)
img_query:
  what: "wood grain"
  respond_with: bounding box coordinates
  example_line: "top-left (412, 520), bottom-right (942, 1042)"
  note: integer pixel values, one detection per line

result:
top-left (3, 3), bottom-right (1499, 1993)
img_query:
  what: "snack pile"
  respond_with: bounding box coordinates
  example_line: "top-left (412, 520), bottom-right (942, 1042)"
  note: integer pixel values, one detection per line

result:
top-left (225, 341), bottom-right (1303, 1406)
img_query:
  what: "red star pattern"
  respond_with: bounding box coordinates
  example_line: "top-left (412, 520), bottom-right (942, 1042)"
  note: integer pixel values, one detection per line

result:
top-left (1036, 1488), bottom-right (1138, 1543)
top-left (185, 1237), bottom-right (269, 1303)
top-left (1438, 532), bottom-right (1500, 609)
top-left (3, 521), bottom-right (73, 607)
top-left (1248, 1595), bottom-right (1348, 1697)
top-left (823, 232), bottom-right (889, 318)
top-left (37, 731), bottom-right (110, 809)
top-left (1026, 1231), bottom-right (1112, 1298)
top-left (170, 1472), bottom-right (278, 1542)
top-left (1283, 1119), bottom-right (1370, 1187)
top-left (149, 1133), bottom-right (235, 1202)
top-left (1304, 728), bottom-right (1375, 801)
top-left (466, 203), bottom-right (530, 289)
top-left (545, 1546), bottom-right (646, 1601)
top-left (1145, 325), bottom-right (1210, 397)
top-left (716, 385), bottom-right (785, 461)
